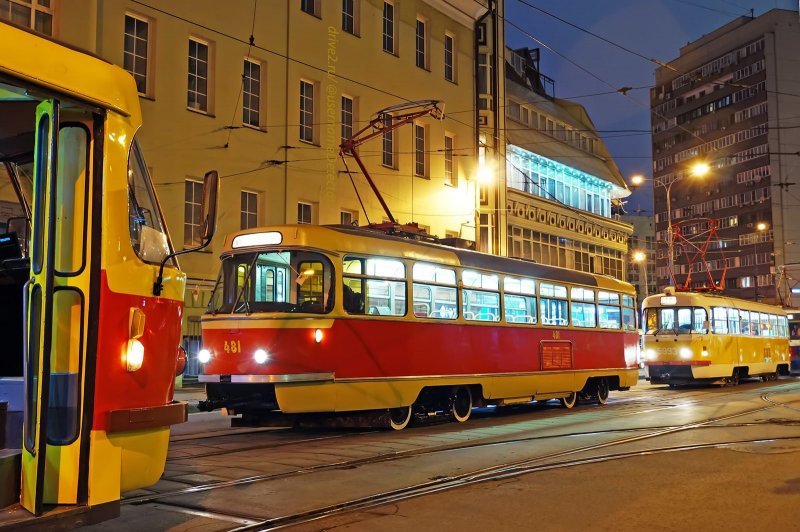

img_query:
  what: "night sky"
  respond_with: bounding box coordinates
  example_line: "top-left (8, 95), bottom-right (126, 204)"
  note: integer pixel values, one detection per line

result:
top-left (504, 0), bottom-right (797, 214)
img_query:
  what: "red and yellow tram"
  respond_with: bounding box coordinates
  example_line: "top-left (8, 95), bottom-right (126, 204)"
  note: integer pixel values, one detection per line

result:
top-left (199, 225), bottom-right (640, 429)
top-left (0, 21), bottom-right (216, 519)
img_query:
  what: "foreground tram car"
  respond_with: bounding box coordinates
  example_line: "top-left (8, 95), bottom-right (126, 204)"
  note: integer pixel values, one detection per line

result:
top-left (642, 289), bottom-right (790, 386)
top-left (198, 225), bottom-right (640, 429)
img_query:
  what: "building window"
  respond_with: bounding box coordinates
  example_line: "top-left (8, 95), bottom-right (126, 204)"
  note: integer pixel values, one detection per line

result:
top-left (414, 124), bottom-right (426, 177)
top-left (0, 0), bottom-right (52, 34)
top-left (300, 80), bottom-right (315, 143)
top-left (342, 0), bottom-right (358, 35)
top-left (444, 134), bottom-right (455, 186)
top-left (301, 0), bottom-right (319, 17)
top-left (341, 95), bottom-right (354, 143)
top-left (242, 59), bottom-right (262, 128)
top-left (382, 114), bottom-right (394, 167)
top-left (382, 2), bottom-right (395, 54)
top-left (184, 179), bottom-right (203, 246)
top-left (340, 210), bottom-right (358, 226)
top-left (415, 18), bottom-right (427, 69)
top-left (444, 32), bottom-right (455, 82)
top-left (241, 191), bottom-right (259, 230)
top-left (188, 38), bottom-right (210, 113)
top-left (297, 202), bottom-right (313, 225)
top-left (123, 14), bottom-right (151, 96)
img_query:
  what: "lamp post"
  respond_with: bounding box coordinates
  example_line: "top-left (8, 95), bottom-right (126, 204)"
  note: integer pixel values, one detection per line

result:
top-left (630, 162), bottom-right (710, 286)
top-left (632, 250), bottom-right (649, 301)
top-left (754, 221), bottom-right (768, 301)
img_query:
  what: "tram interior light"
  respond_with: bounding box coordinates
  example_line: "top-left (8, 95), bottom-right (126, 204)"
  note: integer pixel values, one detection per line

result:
top-left (126, 339), bottom-right (145, 372)
top-left (314, 329), bottom-right (324, 343)
top-left (254, 348), bottom-right (269, 364)
top-left (198, 348), bottom-right (212, 364)
top-left (303, 268), bottom-right (316, 276)
top-left (680, 348), bottom-right (693, 359)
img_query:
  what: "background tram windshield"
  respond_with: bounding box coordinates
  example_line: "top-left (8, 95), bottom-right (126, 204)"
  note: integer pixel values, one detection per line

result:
top-left (210, 250), bottom-right (333, 314)
top-left (645, 306), bottom-right (708, 335)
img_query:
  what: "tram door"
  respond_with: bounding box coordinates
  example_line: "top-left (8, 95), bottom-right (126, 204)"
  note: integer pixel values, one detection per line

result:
top-left (21, 99), bottom-right (96, 515)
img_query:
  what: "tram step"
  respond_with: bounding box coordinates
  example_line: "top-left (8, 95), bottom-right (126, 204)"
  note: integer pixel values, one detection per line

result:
top-left (0, 401), bottom-right (5, 448)
top-left (0, 449), bottom-right (21, 510)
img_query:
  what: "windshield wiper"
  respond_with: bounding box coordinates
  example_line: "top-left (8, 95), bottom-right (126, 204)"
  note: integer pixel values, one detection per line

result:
top-left (232, 253), bottom-right (259, 316)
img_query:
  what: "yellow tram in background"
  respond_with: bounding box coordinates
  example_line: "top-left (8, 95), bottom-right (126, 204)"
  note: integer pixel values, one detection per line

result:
top-left (642, 289), bottom-right (790, 385)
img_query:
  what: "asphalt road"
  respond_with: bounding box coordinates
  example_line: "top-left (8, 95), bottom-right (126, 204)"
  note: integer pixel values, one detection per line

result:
top-left (86, 377), bottom-right (800, 532)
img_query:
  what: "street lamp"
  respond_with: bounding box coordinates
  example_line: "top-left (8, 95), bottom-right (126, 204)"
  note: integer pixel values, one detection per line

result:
top-left (629, 162), bottom-right (710, 285)
top-left (754, 222), bottom-right (769, 301)
top-left (632, 250), bottom-right (649, 300)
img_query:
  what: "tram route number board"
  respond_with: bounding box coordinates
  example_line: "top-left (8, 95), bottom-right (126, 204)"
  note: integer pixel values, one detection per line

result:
top-left (541, 341), bottom-right (573, 370)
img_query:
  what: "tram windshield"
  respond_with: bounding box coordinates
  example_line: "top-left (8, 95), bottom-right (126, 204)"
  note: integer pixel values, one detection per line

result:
top-left (209, 250), bottom-right (334, 314)
top-left (645, 306), bottom-right (708, 335)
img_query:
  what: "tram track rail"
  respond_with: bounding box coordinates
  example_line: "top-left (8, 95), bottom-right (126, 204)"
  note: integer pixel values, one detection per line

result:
top-left (163, 379), bottom-right (797, 463)
top-left (128, 389), bottom-right (800, 530)
top-left (126, 390), bottom-right (799, 510)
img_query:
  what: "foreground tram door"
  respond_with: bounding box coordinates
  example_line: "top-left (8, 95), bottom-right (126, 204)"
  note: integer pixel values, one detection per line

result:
top-left (21, 99), bottom-right (97, 515)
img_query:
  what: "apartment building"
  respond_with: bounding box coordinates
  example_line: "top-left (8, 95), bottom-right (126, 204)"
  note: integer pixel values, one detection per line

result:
top-left (651, 9), bottom-right (800, 306)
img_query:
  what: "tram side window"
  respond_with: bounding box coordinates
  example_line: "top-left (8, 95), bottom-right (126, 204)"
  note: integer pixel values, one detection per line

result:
top-left (343, 256), bottom-right (406, 316)
top-left (779, 316), bottom-right (788, 337)
top-left (739, 310), bottom-right (751, 335)
top-left (412, 262), bottom-right (457, 319)
top-left (598, 304), bottom-right (621, 329)
top-left (645, 308), bottom-right (658, 334)
top-left (570, 287), bottom-right (596, 328)
top-left (693, 308), bottom-right (708, 334)
top-left (751, 313), bottom-right (761, 336)
top-left (622, 295), bottom-right (636, 331)
top-left (760, 313), bottom-right (770, 336)
top-left (769, 314), bottom-right (779, 338)
top-left (540, 282), bottom-right (568, 326)
top-left (727, 308), bottom-right (740, 335)
top-left (504, 276), bottom-right (536, 324)
top-left (712, 307), bottom-right (728, 334)
top-left (462, 270), bottom-right (500, 321)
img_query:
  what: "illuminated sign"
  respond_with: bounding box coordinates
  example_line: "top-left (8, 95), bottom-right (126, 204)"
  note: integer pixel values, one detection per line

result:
top-left (231, 231), bottom-right (282, 248)
top-left (660, 296), bottom-right (677, 305)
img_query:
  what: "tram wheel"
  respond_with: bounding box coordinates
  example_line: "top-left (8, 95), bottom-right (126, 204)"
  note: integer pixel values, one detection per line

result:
top-left (451, 386), bottom-right (473, 423)
top-left (595, 379), bottom-right (610, 405)
top-left (729, 371), bottom-right (740, 386)
top-left (388, 406), bottom-right (413, 430)
top-left (560, 392), bottom-right (577, 409)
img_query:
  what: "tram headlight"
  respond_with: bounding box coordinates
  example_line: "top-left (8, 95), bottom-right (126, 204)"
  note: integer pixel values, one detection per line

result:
top-left (198, 348), bottom-right (212, 364)
top-left (645, 349), bottom-right (657, 361)
top-left (680, 347), bottom-right (693, 359)
top-left (126, 339), bottom-right (145, 372)
top-left (314, 329), bottom-right (324, 343)
top-left (254, 348), bottom-right (269, 364)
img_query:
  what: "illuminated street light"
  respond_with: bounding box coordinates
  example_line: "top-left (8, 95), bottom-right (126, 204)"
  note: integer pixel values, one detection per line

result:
top-left (630, 162), bottom-right (710, 284)
top-left (754, 222), bottom-right (769, 301)
top-left (632, 250), bottom-right (649, 299)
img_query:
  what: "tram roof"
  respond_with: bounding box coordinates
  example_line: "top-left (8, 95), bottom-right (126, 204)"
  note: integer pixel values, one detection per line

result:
top-left (222, 224), bottom-right (635, 293)
top-left (642, 291), bottom-right (788, 314)
top-left (0, 21), bottom-right (141, 120)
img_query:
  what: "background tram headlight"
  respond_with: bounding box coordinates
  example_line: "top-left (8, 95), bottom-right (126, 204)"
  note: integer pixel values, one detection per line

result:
top-left (198, 348), bottom-right (212, 364)
top-left (254, 348), bottom-right (269, 364)
top-left (645, 349), bottom-right (657, 361)
top-left (680, 347), bottom-right (693, 359)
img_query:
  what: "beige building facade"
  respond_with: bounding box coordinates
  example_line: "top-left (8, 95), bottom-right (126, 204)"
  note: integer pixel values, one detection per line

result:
top-left (5, 0), bottom-right (495, 324)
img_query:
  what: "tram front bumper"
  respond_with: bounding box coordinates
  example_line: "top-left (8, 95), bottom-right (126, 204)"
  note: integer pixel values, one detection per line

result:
top-left (107, 401), bottom-right (188, 433)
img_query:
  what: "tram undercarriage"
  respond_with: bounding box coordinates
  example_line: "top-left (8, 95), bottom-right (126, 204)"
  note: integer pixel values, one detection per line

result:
top-left (200, 376), bottom-right (623, 430)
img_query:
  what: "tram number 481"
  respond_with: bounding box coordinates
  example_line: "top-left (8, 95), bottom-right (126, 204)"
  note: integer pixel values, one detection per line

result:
top-left (224, 340), bottom-right (242, 354)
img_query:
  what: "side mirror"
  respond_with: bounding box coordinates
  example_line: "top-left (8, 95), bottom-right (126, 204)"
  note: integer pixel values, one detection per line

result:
top-left (153, 169), bottom-right (218, 296)
top-left (200, 170), bottom-right (218, 242)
